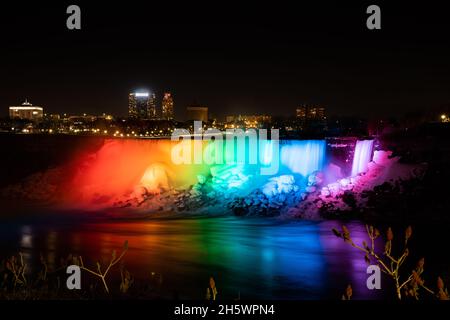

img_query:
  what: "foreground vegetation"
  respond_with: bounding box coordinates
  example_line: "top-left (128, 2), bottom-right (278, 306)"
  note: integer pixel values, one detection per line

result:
top-left (0, 240), bottom-right (223, 300)
top-left (333, 225), bottom-right (450, 300)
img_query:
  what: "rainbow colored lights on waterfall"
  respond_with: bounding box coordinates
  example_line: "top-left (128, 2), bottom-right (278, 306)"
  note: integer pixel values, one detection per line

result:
top-left (64, 138), bottom-right (375, 208)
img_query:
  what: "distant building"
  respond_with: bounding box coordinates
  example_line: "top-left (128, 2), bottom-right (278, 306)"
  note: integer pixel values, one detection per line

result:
top-left (226, 114), bottom-right (271, 123)
top-left (128, 92), bottom-right (157, 119)
top-left (161, 92), bottom-right (174, 120)
top-left (310, 106), bottom-right (325, 120)
top-left (68, 115), bottom-right (96, 123)
top-left (296, 106), bottom-right (307, 119)
top-left (148, 93), bottom-right (157, 119)
top-left (97, 113), bottom-right (114, 121)
top-left (295, 105), bottom-right (327, 133)
top-left (225, 114), bottom-right (272, 128)
top-left (47, 114), bottom-right (61, 121)
top-left (9, 100), bottom-right (44, 121)
top-left (296, 105), bottom-right (326, 121)
top-left (225, 116), bottom-right (234, 123)
top-left (186, 105), bottom-right (208, 122)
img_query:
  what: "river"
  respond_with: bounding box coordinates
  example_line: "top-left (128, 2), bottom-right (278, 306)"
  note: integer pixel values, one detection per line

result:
top-left (0, 215), bottom-right (396, 299)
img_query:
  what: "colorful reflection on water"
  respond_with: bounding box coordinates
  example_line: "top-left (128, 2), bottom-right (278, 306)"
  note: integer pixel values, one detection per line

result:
top-left (0, 217), bottom-right (386, 299)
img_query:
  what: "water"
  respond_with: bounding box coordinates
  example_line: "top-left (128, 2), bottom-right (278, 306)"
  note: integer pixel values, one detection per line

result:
top-left (351, 140), bottom-right (374, 176)
top-left (280, 140), bottom-right (326, 177)
top-left (0, 215), bottom-right (387, 300)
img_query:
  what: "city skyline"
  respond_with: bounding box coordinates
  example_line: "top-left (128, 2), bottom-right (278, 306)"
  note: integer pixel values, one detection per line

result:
top-left (4, 92), bottom-right (448, 124)
top-left (1, 3), bottom-right (450, 119)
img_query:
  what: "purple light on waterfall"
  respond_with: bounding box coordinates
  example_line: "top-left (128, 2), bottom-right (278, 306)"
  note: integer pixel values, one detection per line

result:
top-left (351, 140), bottom-right (374, 177)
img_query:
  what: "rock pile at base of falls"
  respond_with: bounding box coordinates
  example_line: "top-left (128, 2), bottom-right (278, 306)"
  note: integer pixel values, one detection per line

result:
top-left (117, 169), bottom-right (325, 216)
top-left (118, 174), bottom-right (222, 213)
top-left (228, 172), bottom-right (323, 216)
top-left (172, 178), bottom-right (221, 212)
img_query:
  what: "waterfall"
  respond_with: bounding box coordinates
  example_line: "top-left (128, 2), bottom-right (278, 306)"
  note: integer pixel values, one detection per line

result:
top-left (351, 140), bottom-right (374, 176)
top-left (205, 139), bottom-right (327, 178)
top-left (61, 138), bottom-right (330, 208)
top-left (280, 140), bottom-right (326, 177)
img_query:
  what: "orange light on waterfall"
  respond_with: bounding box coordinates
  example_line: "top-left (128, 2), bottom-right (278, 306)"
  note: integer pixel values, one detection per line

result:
top-left (66, 139), bottom-right (209, 209)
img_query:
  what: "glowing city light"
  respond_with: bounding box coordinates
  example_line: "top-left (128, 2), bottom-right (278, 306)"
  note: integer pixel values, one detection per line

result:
top-left (135, 92), bottom-right (149, 97)
top-left (9, 107), bottom-right (43, 111)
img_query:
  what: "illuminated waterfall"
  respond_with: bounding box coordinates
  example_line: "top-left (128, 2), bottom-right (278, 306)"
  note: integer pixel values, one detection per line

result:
top-left (280, 140), bottom-right (326, 177)
top-left (203, 139), bottom-right (326, 178)
top-left (59, 138), bottom-right (330, 208)
top-left (351, 140), bottom-right (374, 176)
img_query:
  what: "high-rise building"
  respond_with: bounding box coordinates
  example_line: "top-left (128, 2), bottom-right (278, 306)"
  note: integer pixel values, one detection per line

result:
top-left (309, 106), bottom-right (325, 120)
top-left (296, 105), bottom-right (327, 132)
top-left (296, 106), bottom-right (307, 119)
top-left (296, 105), bottom-right (326, 121)
top-left (148, 93), bottom-right (157, 119)
top-left (128, 92), bottom-right (145, 119)
top-left (161, 92), bottom-right (174, 120)
top-left (128, 92), bottom-right (157, 119)
top-left (9, 99), bottom-right (44, 121)
top-left (186, 105), bottom-right (208, 122)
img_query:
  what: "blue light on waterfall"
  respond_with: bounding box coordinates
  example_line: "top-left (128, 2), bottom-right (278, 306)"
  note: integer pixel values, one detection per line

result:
top-left (280, 140), bottom-right (326, 177)
top-left (201, 139), bottom-right (327, 180)
top-left (260, 140), bottom-right (274, 166)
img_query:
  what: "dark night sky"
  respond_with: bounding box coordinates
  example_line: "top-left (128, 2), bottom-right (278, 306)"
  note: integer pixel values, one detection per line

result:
top-left (1, 1), bottom-right (450, 120)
